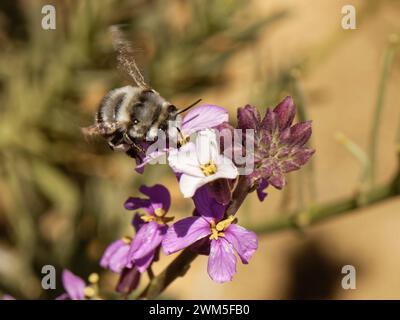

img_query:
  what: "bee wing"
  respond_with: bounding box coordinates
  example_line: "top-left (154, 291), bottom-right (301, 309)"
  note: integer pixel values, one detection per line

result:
top-left (81, 124), bottom-right (99, 135)
top-left (81, 123), bottom-right (118, 137)
top-left (110, 25), bottom-right (148, 89)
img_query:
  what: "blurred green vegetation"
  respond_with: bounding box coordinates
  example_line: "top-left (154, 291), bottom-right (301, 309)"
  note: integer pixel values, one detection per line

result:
top-left (0, 0), bottom-right (288, 299)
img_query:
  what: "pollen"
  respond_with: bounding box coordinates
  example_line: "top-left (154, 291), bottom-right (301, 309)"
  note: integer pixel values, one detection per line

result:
top-left (177, 135), bottom-right (190, 148)
top-left (140, 210), bottom-right (174, 225)
top-left (83, 287), bottom-right (96, 298)
top-left (154, 208), bottom-right (166, 217)
top-left (140, 215), bottom-right (155, 223)
top-left (209, 216), bottom-right (235, 240)
top-left (121, 236), bottom-right (132, 244)
top-left (215, 215), bottom-right (235, 232)
top-left (88, 273), bottom-right (99, 284)
top-left (200, 161), bottom-right (217, 176)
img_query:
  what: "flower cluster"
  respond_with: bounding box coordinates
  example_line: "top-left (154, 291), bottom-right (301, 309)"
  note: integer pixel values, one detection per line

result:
top-left (98, 97), bottom-right (313, 289)
top-left (7, 97), bottom-right (313, 300)
top-left (100, 184), bottom-right (172, 294)
top-left (237, 97), bottom-right (314, 200)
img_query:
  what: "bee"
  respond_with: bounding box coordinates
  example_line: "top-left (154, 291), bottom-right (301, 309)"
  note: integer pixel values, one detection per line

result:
top-left (83, 26), bottom-right (199, 154)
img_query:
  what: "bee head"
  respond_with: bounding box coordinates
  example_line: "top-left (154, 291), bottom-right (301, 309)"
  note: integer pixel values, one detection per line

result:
top-left (125, 90), bottom-right (176, 141)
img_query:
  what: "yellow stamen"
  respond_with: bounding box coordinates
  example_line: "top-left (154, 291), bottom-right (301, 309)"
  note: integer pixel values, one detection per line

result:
top-left (200, 161), bottom-right (217, 176)
top-left (88, 273), bottom-right (99, 284)
top-left (177, 135), bottom-right (190, 148)
top-left (83, 287), bottom-right (95, 298)
top-left (154, 208), bottom-right (166, 217)
top-left (215, 215), bottom-right (235, 232)
top-left (121, 236), bottom-right (132, 244)
top-left (209, 229), bottom-right (220, 240)
top-left (140, 215), bottom-right (155, 223)
top-left (209, 217), bottom-right (233, 240)
top-left (140, 211), bottom-right (174, 225)
top-left (209, 216), bottom-right (228, 240)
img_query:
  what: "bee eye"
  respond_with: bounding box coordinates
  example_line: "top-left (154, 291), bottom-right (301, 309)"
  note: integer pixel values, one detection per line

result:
top-left (167, 105), bottom-right (177, 113)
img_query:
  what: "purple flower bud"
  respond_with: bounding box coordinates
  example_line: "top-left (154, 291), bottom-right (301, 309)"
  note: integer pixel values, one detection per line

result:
top-left (237, 105), bottom-right (261, 130)
top-left (237, 96), bottom-right (315, 194)
top-left (116, 267), bottom-right (141, 295)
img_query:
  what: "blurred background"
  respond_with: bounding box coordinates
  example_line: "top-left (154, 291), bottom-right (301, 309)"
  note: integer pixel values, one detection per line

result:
top-left (0, 0), bottom-right (399, 299)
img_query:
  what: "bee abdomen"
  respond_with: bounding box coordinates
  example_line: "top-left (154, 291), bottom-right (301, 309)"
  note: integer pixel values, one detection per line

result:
top-left (96, 86), bottom-right (140, 127)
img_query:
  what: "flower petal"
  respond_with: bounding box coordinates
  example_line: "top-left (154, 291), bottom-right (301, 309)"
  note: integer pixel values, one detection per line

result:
top-left (132, 213), bottom-right (144, 232)
top-left (261, 109), bottom-right (278, 133)
top-left (162, 216), bottom-right (211, 255)
top-left (193, 185), bottom-right (225, 221)
top-left (237, 105), bottom-right (261, 130)
top-left (273, 96), bottom-right (295, 130)
top-left (134, 250), bottom-right (155, 273)
top-left (224, 224), bottom-right (258, 264)
top-left (116, 267), bottom-right (141, 295)
top-left (100, 239), bottom-right (127, 271)
top-left (207, 180), bottom-right (231, 206)
top-left (288, 121), bottom-right (312, 147)
top-left (214, 154), bottom-right (239, 180)
top-left (62, 270), bottom-right (85, 300)
top-left (168, 143), bottom-right (203, 177)
top-left (136, 150), bottom-right (168, 171)
top-left (196, 129), bottom-right (219, 165)
top-left (257, 179), bottom-right (269, 201)
top-left (179, 174), bottom-right (207, 198)
top-left (269, 173), bottom-right (286, 189)
top-left (128, 222), bottom-right (167, 261)
top-left (189, 237), bottom-right (211, 256)
top-left (139, 184), bottom-right (171, 212)
top-left (207, 238), bottom-right (237, 283)
top-left (108, 244), bottom-right (130, 273)
top-left (124, 197), bottom-right (152, 213)
top-left (55, 293), bottom-right (70, 300)
top-left (256, 179), bottom-right (269, 201)
top-left (182, 104), bottom-right (229, 136)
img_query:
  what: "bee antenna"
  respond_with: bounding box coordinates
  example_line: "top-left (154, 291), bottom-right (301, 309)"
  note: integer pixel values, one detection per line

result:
top-left (177, 99), bottom-right (202, 114)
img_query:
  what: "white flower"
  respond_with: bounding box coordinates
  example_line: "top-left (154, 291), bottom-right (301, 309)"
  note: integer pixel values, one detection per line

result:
top-left (168, 129), bottom-right (238, 198)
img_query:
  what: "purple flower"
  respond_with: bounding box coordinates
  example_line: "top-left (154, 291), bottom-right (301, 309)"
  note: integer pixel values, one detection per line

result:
top-left (124, 184), bottom-right (173, 272)
top-left (2, 294), bottom-right (15, 300)
top-left (179, 104), bottom-right (229, 142)
top-left (116, 267), bottom-right (141, 295)
top-left (100, 238), bottom-right (131, 273)
top-left (56, 270), bottom-right (99, 300)
top-left (100, 215), bottom-right (149, 294)
top-left (162, 187), bottom-right (257, 283)
top-left (237, 96), bottom-right (315, 196)
top-left (136, 104), bottom-right (228, 171)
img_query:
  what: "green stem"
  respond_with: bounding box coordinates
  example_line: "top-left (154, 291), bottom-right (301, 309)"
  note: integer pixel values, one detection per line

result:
top-left (138, 249), bottom-right (198, 300)
top-left (249, 175), bottom-right (400, 235)
top-left (368, 37), bottom-right (398, 186)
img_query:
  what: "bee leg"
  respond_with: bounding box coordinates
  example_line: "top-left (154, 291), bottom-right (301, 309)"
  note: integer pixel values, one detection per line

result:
top-left (123, 132), bottom-right (134, 145)
top-left (134, 143), bottom-right (145, 154)
top-left (123, 133), bottom-right (145, 154)
top-left (107, 129), bottom-right (127, 151)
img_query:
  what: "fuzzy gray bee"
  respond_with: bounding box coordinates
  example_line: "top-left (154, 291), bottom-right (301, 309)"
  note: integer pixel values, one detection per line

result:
top-left (84, 26), bottom-right (187, 154)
